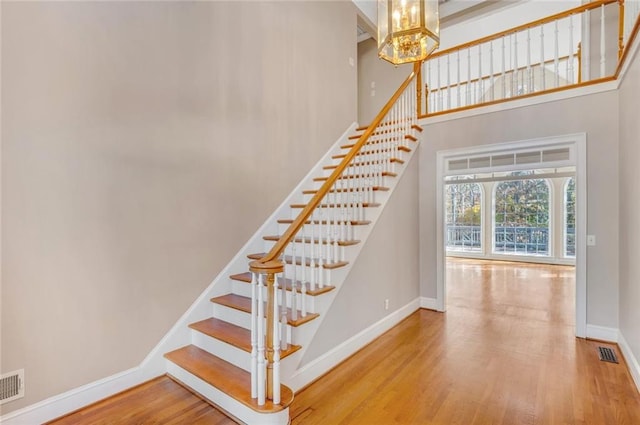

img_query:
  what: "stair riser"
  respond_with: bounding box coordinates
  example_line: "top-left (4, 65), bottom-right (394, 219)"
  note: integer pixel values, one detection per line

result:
top-left (212, 303), bottom-right (294, 345)
top-left (230, 281), bottom-right (318, 314)
top-left (166, 362), bottom-right (289, 425)
top-left (213, 303), bottom-right (252, 329)
top-left (191, 330), bottom-right (251, 372)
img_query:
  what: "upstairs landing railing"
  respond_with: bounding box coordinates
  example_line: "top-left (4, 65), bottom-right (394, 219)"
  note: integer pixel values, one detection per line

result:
top-left (422, 0), bottom-right (640, 116)
top-left (247, 63), bottom-right (421, 407)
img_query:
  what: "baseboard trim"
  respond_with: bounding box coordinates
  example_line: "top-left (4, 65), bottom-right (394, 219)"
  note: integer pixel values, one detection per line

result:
top-left (586, 324), bottom-right (619, 342)
top-left (419, 297), bottom-right (438, 311)
top-left (618, 331), bottom-right (640, 394)
top-left (287, 298), bottom-right (420, 392)
top-left (0, 367), bottom-right (157, 425)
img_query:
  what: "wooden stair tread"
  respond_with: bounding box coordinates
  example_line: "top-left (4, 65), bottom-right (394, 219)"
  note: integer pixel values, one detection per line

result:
top-left (247, 253), bottom-right (349, 270)
top-left (164, 345), bottom-right (293, 413)
top-left (277, 218), bottom-right (371, 226)
top-left (262, 235), bottom-right (360, 247)
top-left (189, 318), bottom-right (301, 358)
top-left (230, 272), bottom-right (335, 296)
top-left (314, 172), bottom-right (396, 181)
top-left (302, 186), bottom-right (389, 194)
top-left (290, 202), bottom-right (380, 208)
top-left (211, 294), bottom-right (320, 327)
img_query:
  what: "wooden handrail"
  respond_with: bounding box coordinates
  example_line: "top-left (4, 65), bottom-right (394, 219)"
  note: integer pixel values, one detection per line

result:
top-left (427, 0), bottom-right (617, 61)
top-left (250, 62), bottom-right (420, 271)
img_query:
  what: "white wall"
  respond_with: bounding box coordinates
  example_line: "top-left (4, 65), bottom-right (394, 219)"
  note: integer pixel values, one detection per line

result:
top-left (419, 89), bottom-right (620, 328)
top-left (618, 38), bottom-right (640, 377)
top-left (0, 1), bottom-right (357, 413)
top-left (358, 38), bottom-right (413, 125)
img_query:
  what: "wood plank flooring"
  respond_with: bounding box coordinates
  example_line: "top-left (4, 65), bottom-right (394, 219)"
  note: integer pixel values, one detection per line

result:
top-left (290, 259), bottom-right (640, 424)
top-left (45, 376), bottom-right (238, 425)
top-left (48, 259), bottom-right (640, 424)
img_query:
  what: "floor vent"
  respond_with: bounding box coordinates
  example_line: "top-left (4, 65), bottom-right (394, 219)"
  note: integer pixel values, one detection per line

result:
top-left (0, 369), bottom-right (24, 404)
top-left (598, 346), bottom-right (619, 364)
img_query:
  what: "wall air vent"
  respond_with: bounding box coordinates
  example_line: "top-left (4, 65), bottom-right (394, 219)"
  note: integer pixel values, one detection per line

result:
top-left (0, 369), bottom-right (24, 404)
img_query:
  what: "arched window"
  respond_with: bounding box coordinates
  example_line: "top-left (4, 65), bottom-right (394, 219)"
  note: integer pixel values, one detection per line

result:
top-left (445, 183), bottom-right (482, 252)
top-left (565, 177), bottom-right (576, 258)
top-left (494, 177), bottom-right (550, 256)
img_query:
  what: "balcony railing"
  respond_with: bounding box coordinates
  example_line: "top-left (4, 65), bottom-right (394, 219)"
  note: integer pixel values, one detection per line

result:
top-left (421, 0), bottom-right (640, 116)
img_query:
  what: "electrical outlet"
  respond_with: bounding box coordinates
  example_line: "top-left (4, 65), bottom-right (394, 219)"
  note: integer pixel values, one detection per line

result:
top-left (384, 299), bottom-right (389, 310)
top-left (587, 235), bottom-right (596, 246)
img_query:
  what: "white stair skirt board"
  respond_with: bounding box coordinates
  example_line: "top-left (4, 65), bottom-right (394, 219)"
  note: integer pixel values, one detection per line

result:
top-left (166, 362), bottom-right (289, 425)
top-left (0, 122), bottom-right (359, 425)
top-left (420, 297), bottom-right (438, 311)
top-left (286, 298), bottom-right (420, 392)
top-left (586, 324), bottom-right (620, 342)
top-left (618, 331), bottom-right (640, 394)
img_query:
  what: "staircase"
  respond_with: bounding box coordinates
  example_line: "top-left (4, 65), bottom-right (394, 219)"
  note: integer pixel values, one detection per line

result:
top-left (161, 69), bottom-right (422, 424)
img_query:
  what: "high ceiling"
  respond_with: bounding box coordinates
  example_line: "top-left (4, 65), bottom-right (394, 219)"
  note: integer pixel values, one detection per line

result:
top-left (356, 0), bottom-right (520, 43)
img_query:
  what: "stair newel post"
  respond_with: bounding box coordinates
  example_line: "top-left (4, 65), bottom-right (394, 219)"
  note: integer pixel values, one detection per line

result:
top-left (250, 272), bottom-right (258, 399)
top-left (249, 260), bottom-right (284, 406)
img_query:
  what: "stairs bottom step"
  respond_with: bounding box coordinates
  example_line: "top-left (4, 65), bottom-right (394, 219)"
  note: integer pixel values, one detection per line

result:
top-left (165, 345), bottom-right (292, 425)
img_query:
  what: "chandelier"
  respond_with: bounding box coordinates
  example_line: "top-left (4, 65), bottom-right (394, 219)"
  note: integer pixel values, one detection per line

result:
top-left (378, 0), bottom-right (440, 65)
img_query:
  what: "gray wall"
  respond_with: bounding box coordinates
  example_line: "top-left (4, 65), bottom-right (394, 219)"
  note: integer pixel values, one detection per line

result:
top-left (419, 91), bottom-right (620, 328)
top-left (302, 156), bottom-right (421, 364)
top-left (358, 38), bottom-right (413, 125)
top-left (618, 48), bottom-right (640, 365)
top-left (1, 1), bottom-right (357, 412)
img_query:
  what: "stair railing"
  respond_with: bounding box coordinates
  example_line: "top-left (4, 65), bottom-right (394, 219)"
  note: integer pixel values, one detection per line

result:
top-left (248, 62), bottom-right (422, 406)
top-left (421, 0), bottom-right (624, 116)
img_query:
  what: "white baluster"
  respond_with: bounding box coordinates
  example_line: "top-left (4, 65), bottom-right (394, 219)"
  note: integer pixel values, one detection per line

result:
top-left (466, 47), bottom-right (471, 105)
top-left (526, 28), bottom-right (532, 93)
top-left (290, 241), bottom-right (298, 321)
top-left (568, 15), bottom-right (574, 84)
top-left (437, 56), bottom-right (442, 111)
top-left (300, 225), bottom-right (306, 288)
top-left (272, 273), bottom-right (281, 405)
top-left (540, 25), bottom-right (546, 91)
top-left (555, 20), bottom-right (560, 87)
top-left (257, 273), bottom-right (266, 406)
top-left (489, 42), bottom-right (494, 102)
top-left (250, 272), bottom-right (258, 399)
top-left (513, 32), bottom-right (519, 96)
top-left (501, 36), bottom-right (506, 98)
top-left (280, 261), bottom-right (287, 351)
top-left (479, 45), bottom-right (485, 102)
top-left (446, 54), bottom-right (451, 109)
top-left (309, 220), bottom-right (316, 291)
top-left (300, 279), bottom-right (307, 318)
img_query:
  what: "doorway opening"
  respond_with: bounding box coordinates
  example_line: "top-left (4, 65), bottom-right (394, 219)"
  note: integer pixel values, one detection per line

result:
top-left (436, 134), bottom-right (587, 337)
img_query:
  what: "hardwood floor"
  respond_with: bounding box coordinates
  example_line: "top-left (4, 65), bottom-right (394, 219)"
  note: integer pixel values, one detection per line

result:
top-left (46, 376), bottom-right (238, 425)
top-left (48, 259), bottom-right (640, 424)
top-left (291, 258), bottom-right (640, 424)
